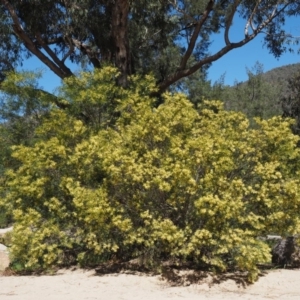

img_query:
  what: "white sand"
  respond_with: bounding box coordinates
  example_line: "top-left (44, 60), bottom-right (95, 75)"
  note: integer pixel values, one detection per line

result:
top-left (0, 268), bottom-right (300, 300)
top-left (0, 226), bottom-right (298, 299)
top-left (0, 244), bottom-right (7, 251)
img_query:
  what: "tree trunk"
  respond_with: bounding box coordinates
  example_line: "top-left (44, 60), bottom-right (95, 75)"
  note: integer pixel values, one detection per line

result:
top-left (111, 0), bottom-right (131, 87)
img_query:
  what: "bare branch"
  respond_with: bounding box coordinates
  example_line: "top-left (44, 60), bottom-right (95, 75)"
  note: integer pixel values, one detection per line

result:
top-left (245, 0), bottom-right (261, 35)
top-left (225, 0), bottom-right (240, 45)
top-left (178, 0), bottom-right (214, 71)
top-left (245, 1), bottom-right (283, 35)
top-left (156, 35), bottom-right (254, 94)
top-left (35, 32), bottom-right (72, 75)
top-left (157, 2), bottom-right (290, 94)
top-left (1, 0), bottom-right (73, 79)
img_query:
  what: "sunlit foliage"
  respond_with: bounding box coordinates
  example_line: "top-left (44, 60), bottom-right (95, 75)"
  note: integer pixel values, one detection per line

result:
top-left (2, 67), bottom-right (300, 282)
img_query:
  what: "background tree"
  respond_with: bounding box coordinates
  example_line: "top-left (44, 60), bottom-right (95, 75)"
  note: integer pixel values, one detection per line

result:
top-left (0, 70), bottom-right (52, 226)
top-left (186, 72), bottom-right (227, 105)
top-left (0, 0), bottom-right (299, 92)
top-left (221, 62), bottom-right (283, 120)
top-left (281, 71), bottom-right (300, 135)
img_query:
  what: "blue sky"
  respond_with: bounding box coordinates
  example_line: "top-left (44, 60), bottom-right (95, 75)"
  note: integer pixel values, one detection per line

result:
top-left (19, 14), bottom-right (300, 92)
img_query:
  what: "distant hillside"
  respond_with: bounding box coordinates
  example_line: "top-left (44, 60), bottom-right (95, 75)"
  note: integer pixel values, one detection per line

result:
top-left (261, 63), bottom-right (300, 96)
top-left (221, 63), bottom-right (300, 120)
top-left (262, 63), bottom-right (300, 84)
top-left (231, 63), bottom-right (300, 96)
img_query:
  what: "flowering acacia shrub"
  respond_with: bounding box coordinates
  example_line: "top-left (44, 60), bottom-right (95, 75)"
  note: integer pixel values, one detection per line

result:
top-left (2, 67), bottom-right (300, 281)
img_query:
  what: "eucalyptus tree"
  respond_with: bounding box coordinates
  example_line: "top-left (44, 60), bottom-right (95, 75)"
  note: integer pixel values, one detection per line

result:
top-left (0, 0), bottom-right (299, 93)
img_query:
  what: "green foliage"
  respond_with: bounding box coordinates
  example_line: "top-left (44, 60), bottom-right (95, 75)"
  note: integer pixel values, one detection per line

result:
top-left (0, 230), bottom-right (12, 247)
top-left (281, 70), bottom-right (300, 135)
top-left (0, 70), bottom-right (54, 225)
top-left (221, 62), bottom-right (283, 120)
top-left (0, 209), bottom-right (9, 228)
top-left (58, 66), bottom-right (125, 130)
top-left (0, 70), bottom-right (48, 111)
top-left (262, 63), bottom-right (300, 88)
top-left (176, 69), bottom-right (226, 106)
top-left (2, 68), bottom-right (300, 282)
top-left (1, 1), bottom-right (298, 92)
top-left (0, 70), bottom-right (52, 165)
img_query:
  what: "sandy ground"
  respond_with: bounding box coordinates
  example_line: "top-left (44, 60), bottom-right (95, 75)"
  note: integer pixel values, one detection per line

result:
top-left (0, 268), bottom-right (300, 300)
top-left (1, 226), bottom-right (299, 299)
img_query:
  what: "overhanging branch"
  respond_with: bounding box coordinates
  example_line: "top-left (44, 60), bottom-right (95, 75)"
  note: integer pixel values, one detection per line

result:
top-left (225, 0), bottom-right (241, 45)
top-left (35, 32), bottom-right (73, 76)
top-left (179, 0), bottom-right (214, 71)
top-left (156, 0), bottom-right (292, 94)
top-left (1, 0), bottom-right (73, 79)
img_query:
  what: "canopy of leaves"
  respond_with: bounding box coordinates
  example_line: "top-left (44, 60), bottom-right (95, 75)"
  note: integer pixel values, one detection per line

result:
top-left (0, 1), bottom-right (299, 91)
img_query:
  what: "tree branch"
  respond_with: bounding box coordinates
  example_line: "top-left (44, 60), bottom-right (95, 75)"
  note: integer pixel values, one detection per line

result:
top-left (35, 32), bottom-right (72, 75)
top-left (225, 0), bottom-right (240, 45)
top-left (245, 0), bottom-right (261, 36)
top-left (157, 1), bottom-right (289, 95)
top-left (178, 0), bottom-right (214, 71)
top-left (1, 0), bottom-right (73, 79)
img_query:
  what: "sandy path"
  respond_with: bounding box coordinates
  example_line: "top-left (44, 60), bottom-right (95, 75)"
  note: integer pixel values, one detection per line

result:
top-left (0, 268), bottom-right (299, 300)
